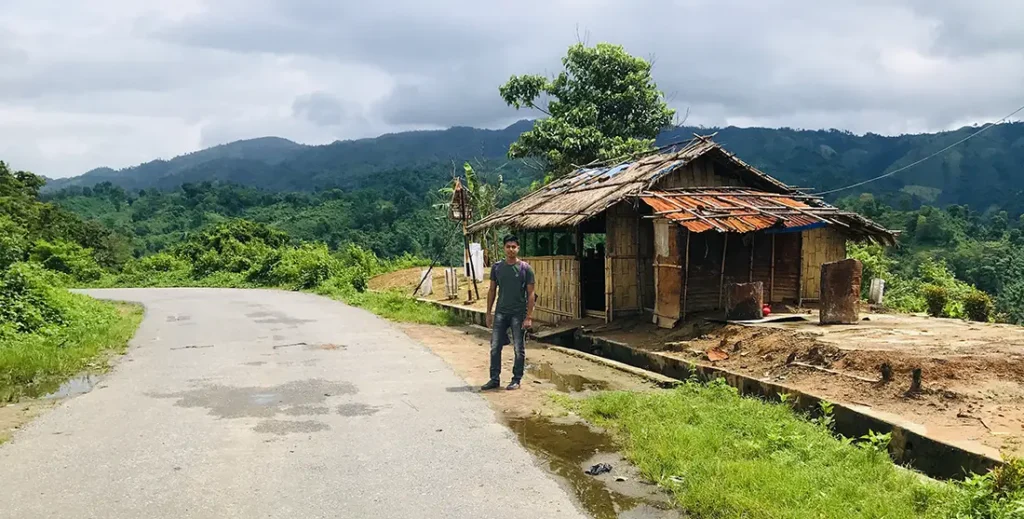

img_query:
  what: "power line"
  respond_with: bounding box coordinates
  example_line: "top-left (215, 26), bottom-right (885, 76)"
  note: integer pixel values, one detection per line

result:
top-left (813, 103), bottom-right (1024, 196)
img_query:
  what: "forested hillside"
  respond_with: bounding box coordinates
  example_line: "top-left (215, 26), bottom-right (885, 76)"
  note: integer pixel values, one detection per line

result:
top-left (43, 121), bottom-right (1024, 216)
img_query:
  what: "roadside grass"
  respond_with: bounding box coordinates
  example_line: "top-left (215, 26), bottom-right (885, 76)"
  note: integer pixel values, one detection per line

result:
top-left (0, 296), bottom-right (143, 403)
top-left (315, 281), bottom-right (462, 325)
top-left (570, 378), bottom-right (1002, 519)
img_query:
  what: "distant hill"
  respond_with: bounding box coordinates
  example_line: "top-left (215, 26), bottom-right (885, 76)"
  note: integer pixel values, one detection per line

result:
top-left (43, 120), bottom-right (1024, 213)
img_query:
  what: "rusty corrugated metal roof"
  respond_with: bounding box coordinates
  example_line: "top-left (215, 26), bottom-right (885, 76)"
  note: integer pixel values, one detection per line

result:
top-left (466, 136), bottom-right (794, 233)
top-left (640, 188), bottom-right (897, 244)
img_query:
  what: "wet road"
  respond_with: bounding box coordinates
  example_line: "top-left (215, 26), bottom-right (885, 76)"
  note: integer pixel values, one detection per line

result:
top-left (0, 288), bottom-right (589, 519)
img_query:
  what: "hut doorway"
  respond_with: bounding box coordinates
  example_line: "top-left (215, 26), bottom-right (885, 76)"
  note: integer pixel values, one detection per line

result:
top-left (581, 233), bottom-right (606, 314)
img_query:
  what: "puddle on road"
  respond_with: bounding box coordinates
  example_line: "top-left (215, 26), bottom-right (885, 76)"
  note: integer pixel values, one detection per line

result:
top-left (505, 415), bottom-right (677, 519)
top-left (528, 362), bottom-right (609, 392)
top-left (26, 374), bottom-right (102, 400)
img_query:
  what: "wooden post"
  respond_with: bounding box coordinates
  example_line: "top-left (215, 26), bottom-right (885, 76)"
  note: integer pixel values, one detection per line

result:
top-left (635, 209), bottom-right (644, 314)
top-left (770, 234), bottom-right (776, 303)
top-left (718, 234), bottom-right (729, 308)
top-left (797, 232), bottom-right (804, 307)
top-left (682, 230), bottom-right (690, 319)
top-left (749, 234), bottom-right (755, 282)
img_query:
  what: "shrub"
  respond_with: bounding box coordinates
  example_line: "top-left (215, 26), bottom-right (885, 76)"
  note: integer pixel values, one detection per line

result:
top-left (262, 243), bottom-right (341, 290)
top-left (963, 290), bottom-right (994, 322)
top-left (0, 262), bottom-right (69, 335)
top-left (0, 215), bottom-right (27, 269)
top-left (922, 284), bottom-right (948, 317)
top-left (29, 239), bottom-right (103, 282)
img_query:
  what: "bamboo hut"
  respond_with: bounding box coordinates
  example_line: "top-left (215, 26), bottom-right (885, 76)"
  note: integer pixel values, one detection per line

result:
top-left (467, 136), bottom-right (896, 326)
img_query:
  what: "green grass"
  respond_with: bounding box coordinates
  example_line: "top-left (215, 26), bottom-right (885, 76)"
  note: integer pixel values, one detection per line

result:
top-left (316, 284), bottom-right (462, 325)
top-left (570, 379), bottom-right (1000, 518)
top-left (0, 294), bottom-right (143, 402)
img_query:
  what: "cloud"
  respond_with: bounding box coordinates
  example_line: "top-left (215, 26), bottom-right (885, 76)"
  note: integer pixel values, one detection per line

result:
top-left (0, 0), bottom-right (1022, 177)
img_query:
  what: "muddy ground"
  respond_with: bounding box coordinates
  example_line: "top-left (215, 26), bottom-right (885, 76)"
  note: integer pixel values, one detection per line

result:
top-left (591, 312), bottom-right (1024, 459)
top-left (402, 323), bottom-right (681, 519)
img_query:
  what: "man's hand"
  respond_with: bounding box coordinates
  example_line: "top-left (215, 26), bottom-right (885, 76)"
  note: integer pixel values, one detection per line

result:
top-left (486, 313), bottom-right (494, 329)
top-left (522, 317), bottom-right (532, 330)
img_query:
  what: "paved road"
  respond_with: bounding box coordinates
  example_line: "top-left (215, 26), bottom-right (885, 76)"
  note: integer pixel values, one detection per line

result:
top-left (0, 288), bottom-right (588, 519)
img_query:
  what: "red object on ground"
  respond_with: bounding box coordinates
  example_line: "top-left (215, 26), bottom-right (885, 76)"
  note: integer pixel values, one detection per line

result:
top-left (762, 304), bottom-right (772, 317)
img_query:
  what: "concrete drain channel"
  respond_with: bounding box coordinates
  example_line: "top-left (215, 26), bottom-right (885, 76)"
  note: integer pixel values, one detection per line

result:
top-left (535, 327), bottom-right (1002, 481)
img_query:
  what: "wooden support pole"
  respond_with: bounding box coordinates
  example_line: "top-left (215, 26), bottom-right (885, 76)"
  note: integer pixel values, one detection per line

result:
top-left (682, 230), bottom-right (690, 319)
top-left (797, 232), bottom-right (804, 307)
top-left (719, 234), bottom-right (729, 308)
top-left (770, 234), bottom-right (776, 303)
top-left (749, 234), bottom-right (755, 283)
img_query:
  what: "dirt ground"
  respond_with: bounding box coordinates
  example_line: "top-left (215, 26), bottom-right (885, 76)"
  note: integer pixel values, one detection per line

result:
top-left (401, 323), bottom-right (680, 519)
top-left (370, 266), bottom-right (490, 311)
top-left (0, 400), bottom-right (59, 445)
top-left (592, 312), bottom-right (1024, 459)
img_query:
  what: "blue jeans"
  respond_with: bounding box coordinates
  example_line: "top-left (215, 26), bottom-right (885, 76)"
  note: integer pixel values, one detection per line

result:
top-left (490, 312), bottom-right (525, 383)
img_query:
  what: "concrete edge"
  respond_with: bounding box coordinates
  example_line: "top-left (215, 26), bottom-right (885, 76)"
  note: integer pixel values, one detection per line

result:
top-left (546, 346), bottom-right (681, 388)
top-left (419, 298), bottom-right (1001, 479)
top-left (580, 334), bottom-right (1002, 480)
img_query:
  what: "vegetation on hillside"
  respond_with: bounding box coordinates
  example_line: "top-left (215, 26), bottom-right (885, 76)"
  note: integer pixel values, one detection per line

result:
top-left (839, 193), bottom-right (1024, 323)
top-left (0, 163), bottom-right (143, 402)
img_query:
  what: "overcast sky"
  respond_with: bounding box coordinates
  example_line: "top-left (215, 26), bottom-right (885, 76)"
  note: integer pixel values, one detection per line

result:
top-left (2, 1), bottom-right (1022, 178)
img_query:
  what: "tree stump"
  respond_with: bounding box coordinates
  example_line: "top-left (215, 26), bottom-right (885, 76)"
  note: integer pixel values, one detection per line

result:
top-left (725, 282), bottom-right (764, 321)
top-left (820, 259), bottom-right (862, 324)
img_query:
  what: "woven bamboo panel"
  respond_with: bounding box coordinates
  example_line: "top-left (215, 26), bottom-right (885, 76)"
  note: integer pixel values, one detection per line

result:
top-left (522, 256), bottom-right (579, 324)
top-left (653, 219), bottom-right (682, 327)
top-left (773, 233), bottom-right (801, 302)
top-left (800, 227), bottom-right (847, 300)
top-left (606, 203), bottom-right (641, 317)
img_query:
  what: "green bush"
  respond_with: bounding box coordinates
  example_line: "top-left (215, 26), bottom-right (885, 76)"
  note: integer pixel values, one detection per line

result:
top-left (0, 262), bottom-right (70, 335)
top-left (0, 215), bottom-right (27, 269)
top-left (262, 242), bottom-right (341, 290)
top-left (922, 284), bottom-right (949, 317)
top-left (963, 290), bottom-right (994, 322)
top-left (29, 239), bottom-right (103, 282)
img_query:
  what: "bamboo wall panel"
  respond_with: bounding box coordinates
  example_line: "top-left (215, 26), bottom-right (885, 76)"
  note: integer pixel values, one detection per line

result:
top-left (684, 232), bottom-right (726, 312)
top-left (606, 203), bottom-right (641, 318)
top-left (653, 219), bottom-right (682, 327)
top-left (750, 234), bottom-right (775, 301)
top-left (720, 233), bottom-right (754, 307)
top-left (521, 255), bottom-right (580, 324)
top-left (773, 233), bottom-right (801, 302)
top-left (800, 227), bottom-right (848, 300)
top-left (656, 156), bottom-right (731, 189)
top-left (639, 217), bottom-right (656, 311)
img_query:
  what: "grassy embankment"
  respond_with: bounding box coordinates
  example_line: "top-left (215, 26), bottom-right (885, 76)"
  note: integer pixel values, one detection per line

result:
top-left (565, 378), bottom-right (1024, 518)
top-left (1, 266), bottom-right (144, 403)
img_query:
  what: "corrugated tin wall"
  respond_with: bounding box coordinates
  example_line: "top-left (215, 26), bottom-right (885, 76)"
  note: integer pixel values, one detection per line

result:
top-left (800, 227), bottom-right (848, 300)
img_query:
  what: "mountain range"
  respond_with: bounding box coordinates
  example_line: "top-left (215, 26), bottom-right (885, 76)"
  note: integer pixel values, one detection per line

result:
top-left (43, 120), bottom-right (1024, 212)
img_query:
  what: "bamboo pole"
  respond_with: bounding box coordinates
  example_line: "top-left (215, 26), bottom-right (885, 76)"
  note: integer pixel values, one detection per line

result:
top-left (749, 234), bottom-right (755, 283)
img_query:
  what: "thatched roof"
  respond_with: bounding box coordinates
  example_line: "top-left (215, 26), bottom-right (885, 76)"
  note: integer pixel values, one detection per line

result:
top-left (641, 188), bottom-right (897, 245)
top-left (467, 137), bottom-right (795, 233)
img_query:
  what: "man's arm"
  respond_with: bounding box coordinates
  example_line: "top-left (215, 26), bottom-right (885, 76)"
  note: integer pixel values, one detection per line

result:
top-left (524, 283), bottom-right (535, 330)
top-left (485, 280), bottom-right (497, 328)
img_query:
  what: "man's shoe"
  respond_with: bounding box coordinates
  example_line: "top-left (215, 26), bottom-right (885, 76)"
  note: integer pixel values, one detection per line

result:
top-left (480, 380), bottom-right (500, 391)
top-left (506, 380), bottom-right (521, 390)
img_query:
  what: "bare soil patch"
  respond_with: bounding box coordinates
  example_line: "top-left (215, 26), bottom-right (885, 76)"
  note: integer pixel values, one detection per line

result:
top-left (594, 312), bottom-right (1024, 458)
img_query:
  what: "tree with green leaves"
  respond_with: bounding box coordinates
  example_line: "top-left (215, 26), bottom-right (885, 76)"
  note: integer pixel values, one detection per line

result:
top-left (499, 42), bottom-right (676, 180)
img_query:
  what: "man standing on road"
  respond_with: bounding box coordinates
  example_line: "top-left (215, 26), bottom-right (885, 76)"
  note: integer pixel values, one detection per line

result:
top-left (482, 234), bottom-right (535, 391)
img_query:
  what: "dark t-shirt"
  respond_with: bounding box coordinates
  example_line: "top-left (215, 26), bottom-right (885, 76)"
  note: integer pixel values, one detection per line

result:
top-left (492, 261), bottom-right (535, 316)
